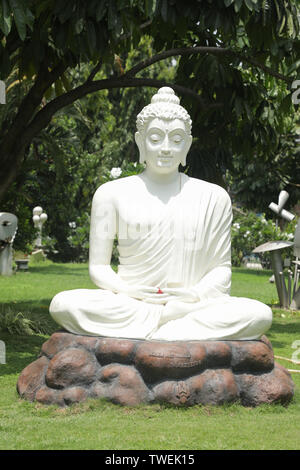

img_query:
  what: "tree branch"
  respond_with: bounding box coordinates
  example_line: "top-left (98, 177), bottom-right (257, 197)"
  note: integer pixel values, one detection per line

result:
top-left (87, 60), bottom-right (103, 82)
top-left (235, 53), bottom-right (293, 84)
top-left (124, 46), bottom-right (230, 77)
top-left (6, 44), bottom-right (292, 156)
top-left (123, 46), bottom-right (292, 84)
top-left (21, 77), bottom-right (221, 148)
top-left (2, 60), bottom-right (68, 145)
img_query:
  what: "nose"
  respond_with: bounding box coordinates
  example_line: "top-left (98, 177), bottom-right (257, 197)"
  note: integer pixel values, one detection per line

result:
top-left (161, 136), bottom-right (171, 154)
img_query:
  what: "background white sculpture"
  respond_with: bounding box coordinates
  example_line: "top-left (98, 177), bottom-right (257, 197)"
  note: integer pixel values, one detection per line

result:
top-left (0, 212), bottom-right (18, 276)
top-left (0, 80), bottom-right (5, 104)
top-left (268, 190), bottom-right (295, 224)
top-left (32, 206), bottom-right (48, 249)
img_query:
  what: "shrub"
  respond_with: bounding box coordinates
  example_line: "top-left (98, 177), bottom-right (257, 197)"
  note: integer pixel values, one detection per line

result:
top-left (231, 210), bottom-right (297, 267)
top-left (0, 308), bottom-right (53, 336)
top-left (0, 310), bottom-right (37, 335)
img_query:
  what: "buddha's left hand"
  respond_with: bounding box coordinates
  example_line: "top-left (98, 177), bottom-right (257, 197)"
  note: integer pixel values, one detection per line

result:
top-left (142, 287), bottom-right (199, 305)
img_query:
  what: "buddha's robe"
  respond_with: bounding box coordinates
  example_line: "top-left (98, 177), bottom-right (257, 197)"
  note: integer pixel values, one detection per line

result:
top-left (49, 174), bottom-right (272, 340)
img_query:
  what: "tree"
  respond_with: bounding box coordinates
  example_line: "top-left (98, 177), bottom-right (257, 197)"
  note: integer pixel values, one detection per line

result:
top-left (228, 115), bottom-right (300, 212)
top-left (0, 0), bottom-right (299, 207)
top-left (4, 37), bottom-right (175, 260)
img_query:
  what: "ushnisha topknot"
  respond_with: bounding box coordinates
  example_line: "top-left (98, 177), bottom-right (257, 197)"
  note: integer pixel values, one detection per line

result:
top-left (151, 87), bottom-right (180, 105)
top-left (136, 87), bottom-right (192, 135)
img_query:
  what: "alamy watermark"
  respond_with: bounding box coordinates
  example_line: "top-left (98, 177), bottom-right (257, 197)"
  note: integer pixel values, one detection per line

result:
top-left (291, 339), bottom-right (300, 363)
top-left (0, 80), bottom-right (5, 104)
top-left (0, 340), bottom-right (6, 364)
top-left (292, 80), bottom-right (300, 104)
top-left (93, 203), bottom-right (199, 244)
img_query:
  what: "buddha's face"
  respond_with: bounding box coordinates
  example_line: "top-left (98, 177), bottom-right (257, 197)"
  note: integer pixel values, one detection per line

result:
top-left (135, 118), bottom-right (192, 173)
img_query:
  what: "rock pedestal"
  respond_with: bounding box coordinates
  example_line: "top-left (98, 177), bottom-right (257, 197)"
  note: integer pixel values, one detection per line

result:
top-left (17, 332), bottom-right (294, 407)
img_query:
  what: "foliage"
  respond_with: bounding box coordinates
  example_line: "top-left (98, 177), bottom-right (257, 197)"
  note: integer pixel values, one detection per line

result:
top-left (3, 65), bottom-right (112, 258)
top-left (0, 308), bottom-right (39, 335)
top-left (231, 209), bottom-right (297, 266)
top-left (174, 10), bottom-right (300, 206)
top-left (1, 1), bottom-right (300, 256)
top-left (0, 0), bottom-right (300, 205)
top-left (227, 108), bottom-right (300, 212)
top-left (2, 37), bottom-right (170, 261)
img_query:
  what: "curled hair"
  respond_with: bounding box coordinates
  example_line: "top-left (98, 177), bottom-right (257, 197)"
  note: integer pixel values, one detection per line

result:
top-left (136, 87), bottom-right (192, 135)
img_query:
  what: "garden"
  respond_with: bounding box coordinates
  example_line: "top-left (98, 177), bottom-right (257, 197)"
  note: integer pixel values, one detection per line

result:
top-left (1, 0), bottom-right (300, 453)
top-left (0, 262), bottom-right (300, 450)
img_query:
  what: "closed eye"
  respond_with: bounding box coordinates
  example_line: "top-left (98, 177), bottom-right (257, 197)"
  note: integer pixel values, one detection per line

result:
top-left (149, 134), bottom-right (161, 143)
top-left (173, 134), bottom-right (183, 143)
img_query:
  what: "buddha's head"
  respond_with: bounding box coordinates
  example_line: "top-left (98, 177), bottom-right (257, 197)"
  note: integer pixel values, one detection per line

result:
top-left (135, 87), bottom-right (192, 172)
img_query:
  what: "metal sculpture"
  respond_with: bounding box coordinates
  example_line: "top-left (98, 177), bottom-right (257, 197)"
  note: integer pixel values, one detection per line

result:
top-left (268, 190), bottom-right (295, 223)
top-left (253, 191), bottom-right (299, 309)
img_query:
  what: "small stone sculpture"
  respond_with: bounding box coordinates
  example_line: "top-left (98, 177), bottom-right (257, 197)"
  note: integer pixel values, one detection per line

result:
top-left (32, 206), bottom-right (47, 249)
top-left (0, 212), bottom-right (18, 276)
top-left (0, 80), bottom-right (5, 104)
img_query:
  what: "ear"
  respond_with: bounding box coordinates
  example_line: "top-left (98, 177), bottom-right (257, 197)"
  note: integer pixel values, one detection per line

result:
top-left (180, 135), bottom-right (192, 166)
top-left (135, 131), bottom-right (145, 164)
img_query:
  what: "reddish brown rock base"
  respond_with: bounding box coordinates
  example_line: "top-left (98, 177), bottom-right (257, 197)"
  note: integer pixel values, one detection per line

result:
top-left (17, 332), bottom-right (294, 407)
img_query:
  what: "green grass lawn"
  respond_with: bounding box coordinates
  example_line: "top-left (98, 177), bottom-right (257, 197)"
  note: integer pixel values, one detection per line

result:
top-left (0, 263), bottom-right (300, 450)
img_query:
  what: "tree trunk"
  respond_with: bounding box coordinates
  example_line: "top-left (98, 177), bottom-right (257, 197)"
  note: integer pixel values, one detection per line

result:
top-left (0, 150), bottom-right (25, 204)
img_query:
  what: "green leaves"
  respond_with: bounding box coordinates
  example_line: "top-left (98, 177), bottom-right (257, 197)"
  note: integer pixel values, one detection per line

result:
top-left (145, 0), bottom-right (157, 17)
top-left (86, 20), bottom-right (96, 53)
top-left (0, 309), bottom-right (37, 336)
top-left (0, 0), bottom-right (34, 39)
top-left (234, 0), bottom-right (243, 13)
top-left (274, 0), bottom-right (299, 38)
top-left (0, 0), bottom-right (12, 36)
top-left (95, 0), bottom-right (107, 21)
top-left (9, 0), bottom-right (28, 40)
top-left (244, 0), bottom-right (258, 12)
top-left (0, 0), bottom-right (299, 215)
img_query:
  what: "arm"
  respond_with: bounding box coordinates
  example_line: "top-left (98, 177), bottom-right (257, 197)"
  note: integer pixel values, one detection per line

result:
top-left (89, 184), bottom-right (159, 300)
top-left (89, 184), bottom-right (126, 292)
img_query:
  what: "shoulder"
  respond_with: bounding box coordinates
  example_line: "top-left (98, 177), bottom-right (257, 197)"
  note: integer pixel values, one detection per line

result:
top-left (92, 175), bottom-right (139, 203)
top-left (184, 175), bottom-right (232, 206)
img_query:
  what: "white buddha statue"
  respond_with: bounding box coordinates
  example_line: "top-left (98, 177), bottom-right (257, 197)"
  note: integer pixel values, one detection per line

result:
top-left (50, 87), bottom-right (272, 341)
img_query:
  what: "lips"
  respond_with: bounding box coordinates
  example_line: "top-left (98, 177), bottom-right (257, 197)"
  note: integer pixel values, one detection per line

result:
top-left (157, 156), bottom-right (173, 167)
top-left (158, 155), bottom-right (173, 161)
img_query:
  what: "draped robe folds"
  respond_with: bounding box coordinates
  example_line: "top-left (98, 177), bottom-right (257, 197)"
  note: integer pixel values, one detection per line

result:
top-left (49, 174), bottom-right (272, 341)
